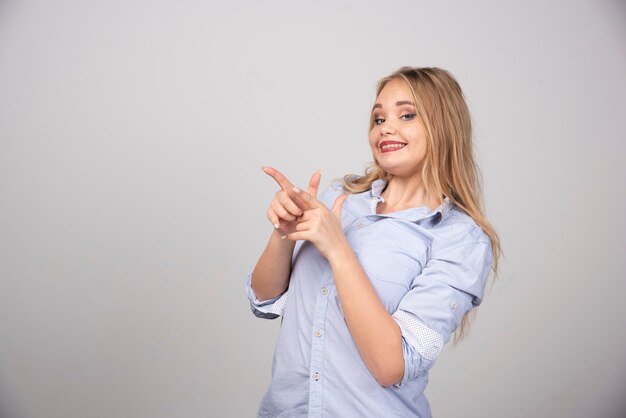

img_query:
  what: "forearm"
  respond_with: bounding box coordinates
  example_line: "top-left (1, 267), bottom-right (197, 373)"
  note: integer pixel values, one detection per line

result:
top-left (276, 183), bottom-right (404, 384)
top-left (251, 229), bottom-right (296, 301)
top-left (328, 243), bottom-right (404, 387)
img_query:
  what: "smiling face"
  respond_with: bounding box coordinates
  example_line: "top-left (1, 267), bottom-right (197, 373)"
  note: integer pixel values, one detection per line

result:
top-left (369, 77), bottom-right (428, 180)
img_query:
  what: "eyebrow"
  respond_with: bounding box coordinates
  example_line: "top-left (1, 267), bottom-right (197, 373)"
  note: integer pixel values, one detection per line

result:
top-left (372, 100), bottom-right (415, 110)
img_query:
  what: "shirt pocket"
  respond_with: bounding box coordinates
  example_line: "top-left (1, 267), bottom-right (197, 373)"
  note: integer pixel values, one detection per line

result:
top-left (357, 220), bottom-right (430, 312)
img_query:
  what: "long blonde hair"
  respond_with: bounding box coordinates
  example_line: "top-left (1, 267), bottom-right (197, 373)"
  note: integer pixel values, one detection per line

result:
top-left (344, 66), bottom-right (501, 342)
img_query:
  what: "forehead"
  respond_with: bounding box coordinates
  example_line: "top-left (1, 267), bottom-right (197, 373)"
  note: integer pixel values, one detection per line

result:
top-left (376, 78), bottom-right (413, 103)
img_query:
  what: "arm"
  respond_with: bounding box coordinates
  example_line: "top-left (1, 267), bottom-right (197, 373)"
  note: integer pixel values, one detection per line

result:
top-left (282, 184), bottom-right (492, 387)
top-left (250, 167), bottom-right (321, 301)
top-left (327, 245), bottom-right (405, 387)
top-left (284, 185), bottom-right (404, 387)
top-left (250, 229), bottom-right (296, 301)
top-left (392, 239), bottom-right (493, 384)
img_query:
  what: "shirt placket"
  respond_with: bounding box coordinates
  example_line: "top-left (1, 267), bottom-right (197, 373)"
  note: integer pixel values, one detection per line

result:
top-left (307, 278), bottom-right (333, 417)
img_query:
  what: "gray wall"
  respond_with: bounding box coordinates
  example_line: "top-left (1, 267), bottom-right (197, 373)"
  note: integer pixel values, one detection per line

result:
top-left (1, 1), bottom-right (624, 417)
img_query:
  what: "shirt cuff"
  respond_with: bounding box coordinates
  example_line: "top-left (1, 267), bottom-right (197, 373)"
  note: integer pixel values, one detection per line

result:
top-left (245, 273), bottom-right (289, 319)
top-left (392, 310), bottom-right (443, 386)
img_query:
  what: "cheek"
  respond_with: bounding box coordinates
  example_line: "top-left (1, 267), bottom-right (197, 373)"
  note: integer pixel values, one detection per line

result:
top-left (403, 126), bottom-right (426, 146)
top-left (368, 129), bottom-right (378, 150)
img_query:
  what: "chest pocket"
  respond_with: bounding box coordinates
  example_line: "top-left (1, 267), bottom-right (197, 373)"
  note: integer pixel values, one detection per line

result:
top-left (353, 219), bottom-right (431, 312)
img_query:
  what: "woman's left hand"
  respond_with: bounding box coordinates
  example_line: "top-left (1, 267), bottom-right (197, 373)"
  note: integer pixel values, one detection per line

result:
top-left (265, 167), bottom-right (350, 260)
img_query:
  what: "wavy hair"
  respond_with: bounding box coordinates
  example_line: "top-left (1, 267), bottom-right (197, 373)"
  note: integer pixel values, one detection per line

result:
top-left (344, 66), bottom-right (501, 342)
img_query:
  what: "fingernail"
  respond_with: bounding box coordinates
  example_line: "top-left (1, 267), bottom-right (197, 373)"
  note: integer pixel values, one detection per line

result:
top-left (293, 187), bottom-right (300, 193)
top-left (274, 223), bottom-right (279, 229)
top-left (280, 235), bottom-right (286, 240)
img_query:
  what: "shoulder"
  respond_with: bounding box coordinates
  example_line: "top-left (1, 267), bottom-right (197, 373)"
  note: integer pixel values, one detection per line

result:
top-left (429, 206), bottom-right (494, 300)
top-left (434, 205), bottom-right (492, 253)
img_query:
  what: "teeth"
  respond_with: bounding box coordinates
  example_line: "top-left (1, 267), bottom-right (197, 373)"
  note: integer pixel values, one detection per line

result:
top-left (381, 143), bottom-right (406, 150)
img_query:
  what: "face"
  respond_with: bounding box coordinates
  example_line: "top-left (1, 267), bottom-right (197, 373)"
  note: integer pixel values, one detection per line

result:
top-left (369, 78), bottom-right (428, 180)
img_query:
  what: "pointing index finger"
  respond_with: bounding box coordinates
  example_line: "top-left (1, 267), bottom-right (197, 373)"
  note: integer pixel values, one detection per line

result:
top-left (263, 166), bottom-right (317, 211)
top-left (262, 166), bottom-right (294, 191)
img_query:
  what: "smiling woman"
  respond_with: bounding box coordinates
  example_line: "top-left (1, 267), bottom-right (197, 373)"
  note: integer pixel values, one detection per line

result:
top-left (246, 67), bottom-right (501, 418)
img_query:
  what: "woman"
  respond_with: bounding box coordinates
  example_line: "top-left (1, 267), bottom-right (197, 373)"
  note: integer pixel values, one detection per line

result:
top-left (246, 66), bottom-right (500, 417)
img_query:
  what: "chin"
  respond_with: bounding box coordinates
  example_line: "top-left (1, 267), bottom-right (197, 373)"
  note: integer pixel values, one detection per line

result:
top-left (382, 165), bottom-right (422, 179)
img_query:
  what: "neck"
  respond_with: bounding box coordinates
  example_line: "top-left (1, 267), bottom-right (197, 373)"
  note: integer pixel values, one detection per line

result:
top-left (378, 174), bottom-right (443, 213)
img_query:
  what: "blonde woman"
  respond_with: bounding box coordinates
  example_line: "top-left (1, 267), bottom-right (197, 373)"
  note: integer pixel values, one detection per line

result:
top-left (246, 67), bottom-right (501, 417)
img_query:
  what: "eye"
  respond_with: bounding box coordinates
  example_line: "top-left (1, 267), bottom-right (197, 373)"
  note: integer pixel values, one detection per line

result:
top-left (400, 113), bottom-right (416, 121)
top-left (373, 117), bottom-right (385, 125)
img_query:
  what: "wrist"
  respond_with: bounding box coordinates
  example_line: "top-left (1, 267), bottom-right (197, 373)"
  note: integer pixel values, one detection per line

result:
top-left (327, 240), bottom-right (357, 267)
top-left (270, 228), bottom-right (296, 248)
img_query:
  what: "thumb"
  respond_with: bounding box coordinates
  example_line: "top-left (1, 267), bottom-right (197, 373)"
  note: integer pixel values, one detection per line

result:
top-left (331, 194), bottom-right (348, 218)
top-left (307, 170), bottom-right (322, 198)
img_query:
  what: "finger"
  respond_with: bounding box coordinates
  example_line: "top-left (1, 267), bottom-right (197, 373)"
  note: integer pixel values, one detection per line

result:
top-left (332, 194), bottom-right (348, 218)
top-left (307, 170), bottom-right (322, 198)
top-left (295, 220), bottom-right (313, 232)
top-left (284, 231), bottom-right (308, 242)
top-left (263, 166), bottom-right (312, 212)
top-left (298, 210), bottom-right (313, 222)
top-left (292, 186), bottom-right (322, 209)
top-left (262, 166), bottom-right (294, 191)
top-left (267, 208), bottom-right (280, 229)
top-left (276, 191), bottom-right (303, 217)
top-left (270, 199), bottom-right (297, 221)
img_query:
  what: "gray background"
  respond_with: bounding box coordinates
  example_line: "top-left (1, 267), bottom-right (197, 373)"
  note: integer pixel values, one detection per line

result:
top-left (1, 0), bottom-right (625, 417)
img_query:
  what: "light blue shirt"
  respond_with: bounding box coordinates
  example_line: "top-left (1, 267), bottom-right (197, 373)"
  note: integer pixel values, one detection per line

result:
top-left (246, 179), bottom-right (493, 418)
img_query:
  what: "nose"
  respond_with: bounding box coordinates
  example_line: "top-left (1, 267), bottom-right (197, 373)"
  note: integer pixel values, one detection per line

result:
top-left (381, 122), bottom-right (396, 135)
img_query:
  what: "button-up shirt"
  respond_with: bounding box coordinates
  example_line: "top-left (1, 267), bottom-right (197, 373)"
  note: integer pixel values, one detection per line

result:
top-left (246, 179), bottom-right (493, 418)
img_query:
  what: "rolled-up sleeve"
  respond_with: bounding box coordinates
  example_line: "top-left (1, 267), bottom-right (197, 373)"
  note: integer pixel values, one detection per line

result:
top-left (392, 239), bottom-right (493, 385)
top-left (245, 272), bottom-right (289, 319)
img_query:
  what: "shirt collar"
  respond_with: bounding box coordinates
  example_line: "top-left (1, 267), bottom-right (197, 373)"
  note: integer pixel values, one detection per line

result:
top-left (367, 179), bottom-right (452, 225)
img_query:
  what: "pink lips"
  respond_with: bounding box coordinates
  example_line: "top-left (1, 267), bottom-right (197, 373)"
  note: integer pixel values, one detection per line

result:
top-left (380, 141), bottom-right (407, 153)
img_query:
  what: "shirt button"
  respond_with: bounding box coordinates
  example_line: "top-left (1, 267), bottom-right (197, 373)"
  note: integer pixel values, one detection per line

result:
top-left (315, 330), bottom-right (322, 337)
top-left (321, 287), bottom-right (328, 295)
top-left (313, 372), bottom-right (320, 381)
top-left (451, 302), bottom-right (457, 310)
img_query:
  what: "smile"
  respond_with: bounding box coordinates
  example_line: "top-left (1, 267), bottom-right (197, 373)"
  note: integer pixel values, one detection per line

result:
top-left (380, 142), bottom-right (407, 153)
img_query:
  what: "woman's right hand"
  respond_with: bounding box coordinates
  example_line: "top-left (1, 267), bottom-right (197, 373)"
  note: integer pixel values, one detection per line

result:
top-left (262, 167), bottom-right (321, 238)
